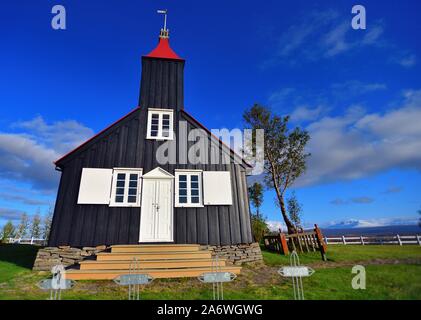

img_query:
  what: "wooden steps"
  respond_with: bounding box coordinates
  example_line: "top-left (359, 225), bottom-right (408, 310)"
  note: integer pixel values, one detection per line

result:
top-left (110, 244), bottom-right (200, 253)
top-left (65, 266), bottom-right (241, 280)
top-left (96, 251), bottom-right (211, 261)
top-left (79, 258), bottom-right (226, 270)
top-left (66, 244), bottom-right (241, 280)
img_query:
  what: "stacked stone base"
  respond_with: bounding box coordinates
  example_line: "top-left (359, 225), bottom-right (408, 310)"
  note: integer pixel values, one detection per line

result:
top-left (200, 243), bottom-right (263, 265)
top-left (33, 245), bottom-right (107, 271)
top-left (33, 243), bottom-right (263, 271)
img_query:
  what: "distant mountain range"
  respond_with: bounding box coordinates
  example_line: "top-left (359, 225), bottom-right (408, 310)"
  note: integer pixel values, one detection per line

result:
top-left (324, 217), bottom-right (418, 229)
top-left (321, 225), bottom-right (421, 237)
top-left (267, 216), bottom-right (420, 236)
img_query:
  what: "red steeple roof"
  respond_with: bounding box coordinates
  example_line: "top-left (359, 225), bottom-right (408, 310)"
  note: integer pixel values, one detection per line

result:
top-left (145, 29), bottom-right (183, 60)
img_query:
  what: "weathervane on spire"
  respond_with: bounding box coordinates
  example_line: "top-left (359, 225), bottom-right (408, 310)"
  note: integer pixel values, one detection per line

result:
top-left (157, 9), bottom-right (169, 38)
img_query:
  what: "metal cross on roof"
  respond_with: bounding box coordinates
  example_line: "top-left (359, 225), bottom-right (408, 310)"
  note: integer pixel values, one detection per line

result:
top-left (157, 9), bottom-right (169, 38)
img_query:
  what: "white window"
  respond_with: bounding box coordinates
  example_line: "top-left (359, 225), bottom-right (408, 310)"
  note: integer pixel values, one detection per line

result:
top-left (77, 168), bottom-right (113, 204)
top-left (203, 171), bottom-right (233, 205)
top-left (146, 109), bottom-right (174, 140)
top-left (110, 168), bottom-right (143, 207)
top-left (175, 170), bottom-right (203, 207)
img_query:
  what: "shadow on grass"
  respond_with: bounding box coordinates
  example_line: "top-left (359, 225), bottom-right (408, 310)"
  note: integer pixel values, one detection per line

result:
top-left (0, 244), bottom-right (40, 269)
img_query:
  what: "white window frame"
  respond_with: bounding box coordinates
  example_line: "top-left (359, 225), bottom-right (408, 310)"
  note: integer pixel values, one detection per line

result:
top-left (146, 108), bottom-right (174, 140)
top-left (110, 168), bottom-right (143, 207)
top-left (175, 170), bottom-right (203, 207)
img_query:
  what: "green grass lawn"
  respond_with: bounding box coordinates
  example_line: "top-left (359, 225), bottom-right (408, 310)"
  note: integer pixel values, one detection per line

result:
top-left (262, 244), bottom-right (421, 266)
top-left (0, 244), bottom-right (420, 300)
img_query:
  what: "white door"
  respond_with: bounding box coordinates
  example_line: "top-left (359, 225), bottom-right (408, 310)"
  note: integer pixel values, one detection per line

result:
top-left (139, 178), bottom-right (173, 242)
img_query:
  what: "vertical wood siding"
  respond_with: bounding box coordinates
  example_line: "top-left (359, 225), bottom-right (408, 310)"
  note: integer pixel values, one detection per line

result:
top-left (49, 56), bottom-right (252, 247)
top-left (49, 108), bottom-right (253, 247)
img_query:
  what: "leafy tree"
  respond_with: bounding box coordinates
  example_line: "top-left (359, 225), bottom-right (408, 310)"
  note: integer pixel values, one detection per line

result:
top-left (287, 192), bottom-right (302, 230)
top-left (248, 182), bottom-right (264, 218)
top-left (1, 221), bottom-right (16, 242)
top-left (42, 207), bottom-right (54, 241)
top-left (250, 214), bottom-right (269, 243)
top-left (243, 104), bottom-right (310, 234)
top-left (30, 213), bottom-right (42, 239)
top-left (15, 213), bottom-right (29, 239)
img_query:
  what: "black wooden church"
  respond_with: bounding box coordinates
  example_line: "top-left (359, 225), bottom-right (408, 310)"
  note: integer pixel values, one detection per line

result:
top-left (48, 22), bottom-right (253, 248)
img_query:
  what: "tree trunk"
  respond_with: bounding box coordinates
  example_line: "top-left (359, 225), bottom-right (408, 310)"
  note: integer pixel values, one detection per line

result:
top-left (266, 155), bottom-right (297, 234)
top-left (279, 195), bottom-right (297, 234)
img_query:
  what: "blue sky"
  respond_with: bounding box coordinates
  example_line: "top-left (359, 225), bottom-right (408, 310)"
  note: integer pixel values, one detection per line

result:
top-left (0, 0), bottom-right (420, 229)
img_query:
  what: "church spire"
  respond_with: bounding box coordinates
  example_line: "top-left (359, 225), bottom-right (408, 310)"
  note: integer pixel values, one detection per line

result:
top-left (139, 9), bottom-right (185, 110)
top-left (145, 9), bottom-right (183, 60)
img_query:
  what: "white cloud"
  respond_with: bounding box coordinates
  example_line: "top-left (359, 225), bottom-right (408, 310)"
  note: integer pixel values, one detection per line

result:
top-left (0, 208), bottom-right (25, 221)
top-left (0, 192), bottom-right (51, 206)
top-left (264, 10), bottom-right (386, 65)
top-left (268, 81), bottom-right (386, 121)
top-left (330, 196), bottom-right (374, 205)
top-left (361, 25), bottom-right (384, 45)
top-left (0, 117), bottom-right (94, 191)
top-left (290, 105), bottom-right (325, 122)
top-left (266, 220), bottom-right (286, 232)
top-left (13, 116), bottom-right (94, 154)
top-left (331, 81), bottom-right (387, 97)
top-left (323, 22), bottom-right (351, 57)
top-left (296, 89), bottom-right (421, 186)
top-left (351, 197), bottom-right (374, 204)
top-left (382, 186), bottom-right (403, 194)
top-left (268, 88), bottom-right (295, 106)
top-left (396, 54), bottom-right (417, 68)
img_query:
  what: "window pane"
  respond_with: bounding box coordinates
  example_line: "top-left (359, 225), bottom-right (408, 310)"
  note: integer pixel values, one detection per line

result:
top-left (191, 182), bottom-right (199, 189)
top-left (191, 197), bottom-right (200, 204)
top-left (152, 114), bottom-right (159, 119)
top-left (179, 189), bottom-right (187, 196)
top-left (116, 188), bottom-right (124, 195)
top-left (179, 182), bottom-right (187, 188)
top-left (128, 188), bottom-right (137, 195)
top-left (163, 114), bottom-right (170, 120)
top-left (191, 175), bottom-right (198, 182)
top-left (151, 130), bottom-right (158, 137)
top-left (152, 119), bottom-right (159, 125)
top-left (179, 175), bottom-right (187, 181)
top-left (179, 196), bottom-right (187, 203)
top-left (117, 180), bottom-right (125, 187)
top-left (115, 196), bottom-right (124, 203)
top-left (117, 173), bottom-right (125, 180)
top-left (128, 196), bottom-right (137, 203)
top-left (130, 174), bottom-right (138, 180)
top-left (191, 189), bottom-right (199, 196)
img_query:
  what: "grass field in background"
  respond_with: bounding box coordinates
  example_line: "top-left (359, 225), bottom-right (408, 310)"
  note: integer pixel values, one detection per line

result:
top-left (262, 244), bottom-right (421, 266)
top-left (0, 244), bottom-right (420, 300)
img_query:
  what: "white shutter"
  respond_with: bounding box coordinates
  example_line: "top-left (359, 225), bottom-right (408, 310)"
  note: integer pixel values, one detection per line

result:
top-left (77, 168), bottom-right (113, 204)
top-left (203, 171), bottom-right (233, 205)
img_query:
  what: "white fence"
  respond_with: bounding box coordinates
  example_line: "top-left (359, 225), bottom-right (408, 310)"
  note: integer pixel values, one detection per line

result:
top-left (7, 237), bottom-right (47, 246)
top-left (324, 234), bottom-right (421, 246)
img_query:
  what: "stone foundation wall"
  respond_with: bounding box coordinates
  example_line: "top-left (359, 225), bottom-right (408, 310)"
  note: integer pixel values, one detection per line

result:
top-left (200, 243), bottom-right (263, 265)
top-left (33, 245), bottom-right (108, 271)
top-left (33, 243), bottom-right (263, 270)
